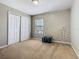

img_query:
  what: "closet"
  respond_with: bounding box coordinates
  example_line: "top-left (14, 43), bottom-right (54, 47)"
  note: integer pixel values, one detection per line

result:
top-left (21, 16), bottom-right (31, 41)
top-left (8, 13), bottom-right (30, 45)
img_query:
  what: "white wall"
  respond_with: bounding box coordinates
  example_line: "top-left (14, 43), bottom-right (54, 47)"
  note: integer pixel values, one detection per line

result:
top-left (71, 0), bottom-right (79, 57)
top-left (0, 4), bottom-right (7, 47)
top-left (33, 9), bottom-right (71, 43)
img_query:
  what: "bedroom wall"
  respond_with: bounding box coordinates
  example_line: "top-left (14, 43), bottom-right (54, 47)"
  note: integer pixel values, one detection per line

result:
top-left (32, 9), bottom-right (71, 43)
top-left (71, 0), bottom-right (79, 57)
top-left (0, 3), bottom-right (31, 47)
top-left (0, 4), bottom-right (8, 47)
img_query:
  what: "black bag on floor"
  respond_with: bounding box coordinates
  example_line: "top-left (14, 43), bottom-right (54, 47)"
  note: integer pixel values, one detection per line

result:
top-left (42, 36), bottom-right (54, 43)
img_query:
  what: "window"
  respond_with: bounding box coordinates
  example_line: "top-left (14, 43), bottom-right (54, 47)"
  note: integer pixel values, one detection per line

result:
top-left (33, 16), bottom-right (44, 38)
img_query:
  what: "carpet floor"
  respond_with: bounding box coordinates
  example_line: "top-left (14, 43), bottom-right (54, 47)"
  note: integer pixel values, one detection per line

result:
top-left (0, 39), bottom-right (78, 59)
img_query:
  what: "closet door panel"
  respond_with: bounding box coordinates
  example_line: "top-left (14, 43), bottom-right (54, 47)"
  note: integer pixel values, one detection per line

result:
top-left (21, 16), bottom-right (30, 41)
top-left (8, 13), bottom-right (20, 45)
top-left (14, 15), bottom-right (20, 43)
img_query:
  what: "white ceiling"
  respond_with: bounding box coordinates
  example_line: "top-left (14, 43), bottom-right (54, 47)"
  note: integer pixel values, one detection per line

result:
top-left (0, 0), bottom-right (73, 15)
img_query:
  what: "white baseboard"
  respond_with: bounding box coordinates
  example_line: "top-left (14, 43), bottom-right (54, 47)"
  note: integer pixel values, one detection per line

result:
top-left (54, 41), bottom-right (71, 45)
top-left (71, 45), bottom-right (79, 59)
top-left (0, 45), bottom-right (8, 49)
top-left (55, 41), bottom-right (79, 58)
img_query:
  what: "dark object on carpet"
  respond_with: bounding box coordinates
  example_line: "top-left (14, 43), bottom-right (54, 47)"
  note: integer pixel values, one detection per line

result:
top-left (42, 36), bottom-right (54, 43)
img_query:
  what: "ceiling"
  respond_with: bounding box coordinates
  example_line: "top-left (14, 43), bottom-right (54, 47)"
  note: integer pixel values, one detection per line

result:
top-left (0, 0), bottom-right (73, 15)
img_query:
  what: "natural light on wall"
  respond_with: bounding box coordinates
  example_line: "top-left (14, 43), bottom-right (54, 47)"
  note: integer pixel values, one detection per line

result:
top-left (32, 0), bottom-right (39, 5)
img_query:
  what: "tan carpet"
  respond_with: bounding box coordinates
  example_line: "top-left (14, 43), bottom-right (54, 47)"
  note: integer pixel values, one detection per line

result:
top-left (0, 39), bottom-right (78, 59)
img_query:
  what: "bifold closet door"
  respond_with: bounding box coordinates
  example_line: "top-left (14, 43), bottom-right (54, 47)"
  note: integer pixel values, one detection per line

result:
top-left (21, 16), bottom-right (30, 41)
top-left (8, 13), bottom-right (20, 45)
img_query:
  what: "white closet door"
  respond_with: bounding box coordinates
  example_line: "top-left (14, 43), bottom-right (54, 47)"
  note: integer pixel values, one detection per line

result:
top-left (8, 14), bottom-right (20, 45)
top-left (21, 16), bottom-right (30, 41)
